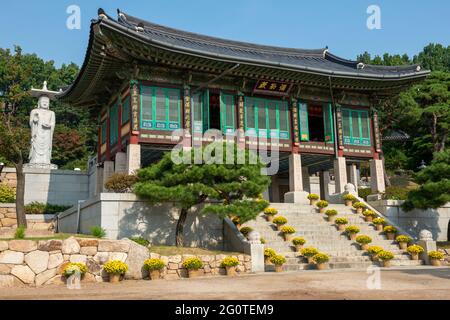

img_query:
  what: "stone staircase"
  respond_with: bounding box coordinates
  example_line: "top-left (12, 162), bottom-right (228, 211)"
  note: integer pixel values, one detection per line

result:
top-left (244, 203), bottom-right (424, 271)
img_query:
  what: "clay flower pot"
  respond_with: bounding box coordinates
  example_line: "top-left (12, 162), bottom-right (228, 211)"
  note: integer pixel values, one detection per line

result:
top-left (371, 254), bottom-right (380, 262)
top-left (109, 273), bottom-right (121, 283)
top-left (276, 225), bottom-right (283, 231)
top-left (386, 232), bottom-right (396, 240)
top-left (327, 216), bottom-right (336, 223)
top-left (225, 266), bottom-right (237, 277)
top-left (345, 200), bottom-right (353, 207)
top-left (307, 257), bottom-right (314, 264)
top-left (383, 260), bottom-right (391, 268)
top-left (264, 257), bottom-right (273, 265)
top-left (410, 253), bottom-right (419, 261)
top-left (274, 265), bottom-right (283, 273)
top-left (337, 224), bottom-right (346, 231)
top-left (356, 208), bottom-right (363, 214)
top-left (149, 270), bottom-right (161, 280)
top-left (318, 207), bottom-right (326, 214)
top-left (295, 244), bottom-right (304, 252)
top-left (365, 216), bottom-right (373, 222)
top-left (316, 263), bottom-right (327, 270)
top-left (375, 225), bottom-right (383, 232)
top-left (349, 233), bottom-right (357, 241)
top-left (266, 215), bottom-right (274, 222)
top-left (361, 243), bottom-right (369, 251)
top-left (431, 259), bottom-right (442, 267)
top-left (284, 233), bottom-right (294, 242)
top-left (310, 199), bottom-right (318, 206)
top-left (399, 242), bottom-right (408, 250)
top-left (188, 269), bottom-right (202, 278)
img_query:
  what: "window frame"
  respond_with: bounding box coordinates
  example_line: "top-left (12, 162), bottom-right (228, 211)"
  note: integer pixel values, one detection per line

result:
top-left (341, 108), bottom-right (371, 146)
top-left (109, 100), bottom-right (119, 146)
top-left (121, 95), bottom-right (130, 125)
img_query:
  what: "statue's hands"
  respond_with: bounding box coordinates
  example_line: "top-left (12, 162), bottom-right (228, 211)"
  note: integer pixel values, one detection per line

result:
top-left (42, 123), bottom-right (51, 129)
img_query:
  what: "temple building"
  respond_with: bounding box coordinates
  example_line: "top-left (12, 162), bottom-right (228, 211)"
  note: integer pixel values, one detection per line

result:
top-left (58, 9), bottom-right (429, 203)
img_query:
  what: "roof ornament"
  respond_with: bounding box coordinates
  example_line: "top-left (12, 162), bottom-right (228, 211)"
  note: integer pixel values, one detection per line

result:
top-left (30, 81), bottom-right (60, 100)
top-left (117, 9), bottom-right (126, 21)
top-left (416, 65), bottom-right (421, 72)
top-left (136, 22), bottom-right (145, 32)
top-left (357, 62), bottom-right (365, 70)
top-left (98, 8), bottom-right (108, 20)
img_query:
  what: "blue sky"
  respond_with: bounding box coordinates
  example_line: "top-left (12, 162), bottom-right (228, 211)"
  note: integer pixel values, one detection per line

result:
top-left (0, 0), bottom-right (449, 67)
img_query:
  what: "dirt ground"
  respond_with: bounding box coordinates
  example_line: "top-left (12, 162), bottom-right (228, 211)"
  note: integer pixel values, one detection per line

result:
top-left (1, 266), bottom-right (450, 300)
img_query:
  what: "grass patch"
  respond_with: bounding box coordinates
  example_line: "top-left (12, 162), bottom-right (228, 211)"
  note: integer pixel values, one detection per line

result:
top-left (437, 242), bottom-right (450, 249)
top-left (2, 233), bottom-right (96, 241)
top-left (148, 245), bottom-right (242, 256)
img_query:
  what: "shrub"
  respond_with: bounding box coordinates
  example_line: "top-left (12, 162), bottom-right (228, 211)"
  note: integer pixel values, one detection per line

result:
top-left (383, 226), bottom-right (398, 234)
top-left (373, 217), bottom-right (386, 225)
top-left (273, 216), bottom-right (288, 226)
top-left (353, 202), bottom-right (366, 209)
top-left (345, 226), bottom-right (360, 234)
top-left (356, 235), bottom-right (372, 244)
top-left (0, 183), bottom-right (15, 203)
top-left (292, 237), bottom-right (306, 246)
top-left (343, 194), bottom-right (357, 201)
top-left (103, 260), bottom-right (128, 275)
top-left (316, 200), bottom-right (329, 208)
top-left (130, 237), bottom-right (150, 247)
top-left (307, 194), bottom-right (319, 200)
top-left (363, 210), bottom-right (377, 217)
top-left (264, 248), bottom-right (276, 258)
top-left (269, 254), bottom-right (286, 266)
top-left (428, 251), bottom-right (444, 260)
top-left (383, 186), bottom-right (409, 200)
top-left (260, 237), bottom-right (266, 244)
top-left (358, 188), bottom-right (371, 201)
top-left (104, 173), bottom-right (138, 193)
top-left (264, 207), bottom-right (278, 216)
top-left (312, 253), bottom-right (329, 264)
top-left (367, 246), bottom-right (384, 255)
top-left (62, 262), bottom-right (88, 277)
top-left (407, 245), bottom-right (424, 254)
top-left (90, 226), bottom-right (106, 239)
top-left (143, 258), bottom-right (165, 271)
top-left (396, 235), bottom-right (412, 243)
top-left (221, 257), bottom-right (240, 268)
top-left (378, 251), bottom-right (394, 261)
top-left (281, 226), bottom-right (296, 234)
top-left (325, 209), bottom-right (338, 216)
top-left (301, 247), bottom-right (319, 257)
top-left (24, 202), bottom-right (71, 215)
top-left (335, 217), bottom-right (348, 225)
top-left (14, 226), bottom-right (26, 239)
top-left (182, 257), bottom-right (203, 270)
top-left (240, 226), bottom-right (253, 237)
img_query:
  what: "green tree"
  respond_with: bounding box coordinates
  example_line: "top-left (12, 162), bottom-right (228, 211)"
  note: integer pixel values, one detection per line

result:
top-left (403, 149), bottom-right (450, 210)
top-left (134, 143), bottom-right (270, 246)
top-left (413, 43), bottom-right (450, 72)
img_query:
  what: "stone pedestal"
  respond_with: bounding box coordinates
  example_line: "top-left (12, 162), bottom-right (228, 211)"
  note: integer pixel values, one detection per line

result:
top-left (271, 176), bottom-right (281, 203)
top-left (319, 170), bottom-right (331, 200)
top-left (114, 152), bottom-right (127, 173)
top-left (370, 159), bottom-right (385, 193)
top-left (284, 153), bottom-right (309, 204)
top-left (249, 243), bottom-right (265, 273)
top-left (333, 157), bottom-right (347, 194)
top-left (127, 144), bottom-right (141, 174)
top-left (418, 240), bottom-right (437, 265)
top-left (102, 161), bottom-right (114, 192)
top-left (302, 167), bottom-right (311, 193)
top-left (347, 164), bottom-right (358, 190)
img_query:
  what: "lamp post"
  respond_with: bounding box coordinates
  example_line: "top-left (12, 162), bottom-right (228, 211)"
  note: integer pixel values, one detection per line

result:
top-left (418, 160), bottom-right (427, 170)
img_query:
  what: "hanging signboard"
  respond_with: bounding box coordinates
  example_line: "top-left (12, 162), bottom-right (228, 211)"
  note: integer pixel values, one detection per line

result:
top-left (253, 80), bottom-right (292, 97)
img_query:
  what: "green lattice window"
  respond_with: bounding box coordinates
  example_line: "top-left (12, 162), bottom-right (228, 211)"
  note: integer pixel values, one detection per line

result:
top-left (109, 101), bottom-right (119, 146)
top-left (140, 86), bottom-right (181, 130)
top-left (191, 90), bottom-right (209, 134)
top-left (244, 97), bottom-right (289, 139)
top-left (121, 95), bottom-right (130, 124)
top-left (101, 120), bottom-right (107, 144)
top-left (342, 108), bottom-right (371, 146)
top-left (220, 93), bottom-right (235, 134)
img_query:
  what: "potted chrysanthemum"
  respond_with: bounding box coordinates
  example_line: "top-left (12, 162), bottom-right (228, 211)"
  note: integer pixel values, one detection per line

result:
top-left (312, 253), bottom-right (329, 270)
top-left (362, 209), bottom-right (377, 222)
top-left (143, 258), bottom-right (165, 280)
top-left (345, 225), bottom-right (360, 240)
top-left (428, 251), bottom-right (444, 266)
top-left (406, 244), bottom-right (424, 260)
top-left (383, 226), bottom-right (398, 240)
top-left (307, 193), bottom-right (320, 206)
top-left (300, 247), bottom-right (319, 264)
top-left (270, 255), bottom-right (286, 273)
top-left (335, 217), bottom-right (348, 231)
top-left (356, 235), bottom-right (372, 250)
top-left (281, 226), bottom-right (296, 242)
top-left (62, 262), bottom-right (87, 279)
top-left (221, 257), bottom-right (240, 277)
top-left (325, 209), bottom-right (338, 222)
top-left (264, 207), bottom-right (278, 222)
top-left (352, 202), bottom-right (366, 214)
top-left (264, 248), bottom-right (276, 265)
top-left (367, 246), bottom-right (384, 261)
top-left (182, 257), bottom-right (204, 278)
top-left (343, 194), bottom-right (357, 207)
top-left (395, 235), bottom-right (412, 250)
top-left (316, 200), bottom-right (329, 214)
top-left (372, 217), bottom-right (386, 231)
top-left (292, 237), bottom-right (306, 252)
top-left (378, 250), bottom-right (394, 267)
top-left (239, 226), bottom-right (253, 239)
top-left (273, 216), bottom-right (288, 230)
top-left (103, 260), bottom-right (128, 283)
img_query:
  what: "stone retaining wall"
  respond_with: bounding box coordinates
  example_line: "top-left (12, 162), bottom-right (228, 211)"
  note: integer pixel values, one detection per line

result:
top-left (0, 237), bottom-right (251, 287)
top-left (0, 204), bottom-right (55, 235)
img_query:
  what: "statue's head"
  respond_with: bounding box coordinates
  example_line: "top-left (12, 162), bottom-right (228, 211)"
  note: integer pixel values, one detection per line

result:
top-left (38, 96), bottom-right (50, 109)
